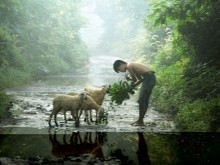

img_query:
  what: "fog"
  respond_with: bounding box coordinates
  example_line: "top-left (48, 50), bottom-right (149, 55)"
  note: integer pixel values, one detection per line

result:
top-left (79, 0), bottom-right (150, 57)
top-left (80, 3), bottom-right (104, 52)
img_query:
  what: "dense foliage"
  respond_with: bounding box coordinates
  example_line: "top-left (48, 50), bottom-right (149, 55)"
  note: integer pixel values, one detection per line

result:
top-left (0, 0), bottom-right (88, 87)
top-left (146, 0), bottom-right (220, 131)
top-left (0, 90), bottom-right (11, 118)
top-left (0, 0), bottom-right (89, 117)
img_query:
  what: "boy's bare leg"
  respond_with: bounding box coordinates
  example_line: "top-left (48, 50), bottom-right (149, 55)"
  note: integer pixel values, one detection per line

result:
top-left (131, 120), bottom-right (144, 126)
top-left (131, 109), bottom-right (146, 126)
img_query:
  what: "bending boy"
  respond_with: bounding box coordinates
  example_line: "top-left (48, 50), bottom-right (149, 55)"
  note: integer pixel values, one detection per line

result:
top-left (113, 60), bottom-right (156, 126)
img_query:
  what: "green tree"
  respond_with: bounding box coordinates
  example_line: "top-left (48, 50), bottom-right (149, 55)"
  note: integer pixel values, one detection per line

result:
top-left (147, 0), bottom-right (220, 131)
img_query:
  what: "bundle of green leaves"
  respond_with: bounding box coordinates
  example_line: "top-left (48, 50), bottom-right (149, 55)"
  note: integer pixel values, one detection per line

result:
top-left (107, 80), bottom-right (136, 105)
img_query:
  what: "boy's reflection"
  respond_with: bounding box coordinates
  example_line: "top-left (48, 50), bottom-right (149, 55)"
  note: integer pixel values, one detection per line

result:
top-left (48, 130), bottom-right (150, 164)
top-left (48, 130), bottom-right (105, 159)
top-left (137, 132), bottom-right (151, 165)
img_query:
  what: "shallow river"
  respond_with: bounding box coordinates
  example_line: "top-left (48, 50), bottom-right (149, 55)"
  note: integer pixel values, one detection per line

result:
top-left (0, 55), bottom-right (219, 164)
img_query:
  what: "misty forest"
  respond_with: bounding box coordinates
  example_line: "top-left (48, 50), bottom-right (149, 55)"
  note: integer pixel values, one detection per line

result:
top-left (0, 0), bottom-right (220, 133)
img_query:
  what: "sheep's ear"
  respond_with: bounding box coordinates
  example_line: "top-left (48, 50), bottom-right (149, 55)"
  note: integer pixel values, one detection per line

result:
top-left (86, 92), bottom-right (92, 96)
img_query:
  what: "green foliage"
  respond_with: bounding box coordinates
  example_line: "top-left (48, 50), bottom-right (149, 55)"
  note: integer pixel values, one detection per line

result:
top-left (0, 0), bottom-right (89, 87)
top-left (148, 134), bottom-right (178, 164)
top-left (0, 26), bottom-right (30, 87)
top-left (176, 97), bottom-right (220, 132)
top-left (0, 89), bottom-right (11, 118)
top-left (184, 64), bottom-right (220, 100)
top-left (146, 0), bottom-right (220, 131)
top-left (148, 0), bottom-right (220, 66)
top-left (152, 56), bottom-right (189, 116)
top-left (0, 68), bottom-right (31, 87)
top-left (107, 80), bottom-right (136, 105)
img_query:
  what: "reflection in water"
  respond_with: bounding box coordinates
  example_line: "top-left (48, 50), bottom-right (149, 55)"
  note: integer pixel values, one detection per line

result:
top-left (137, 132), bottom-right (151, 165)
top-left (48, 130), bottom-right (152, 164)
top-left (0, 132), bottom-right (220, 164)
top-left (49, 130), bottom-right (105, 159)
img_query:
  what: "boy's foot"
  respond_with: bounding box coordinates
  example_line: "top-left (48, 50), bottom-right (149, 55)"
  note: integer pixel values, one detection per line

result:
top-left (131, 121), bottom-right (145, 126)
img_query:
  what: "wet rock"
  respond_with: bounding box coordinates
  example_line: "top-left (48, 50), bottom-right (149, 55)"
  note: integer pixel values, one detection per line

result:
top-left (23, 110), bottom-right (37, 115)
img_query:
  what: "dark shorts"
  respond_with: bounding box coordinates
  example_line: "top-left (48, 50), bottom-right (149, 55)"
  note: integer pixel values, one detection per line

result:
top-left (138, 71), bottom-right (156, 111)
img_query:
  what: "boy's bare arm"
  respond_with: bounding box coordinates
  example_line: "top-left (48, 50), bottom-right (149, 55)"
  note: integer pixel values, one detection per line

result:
top-left (131, 73), bottom-right (143, 87)
top-left (126, 69), bottom-right (137, 82)
top-left (133, 78), bottom-right (143, 87)
top-left (126, 71), bottom-right (143, 87)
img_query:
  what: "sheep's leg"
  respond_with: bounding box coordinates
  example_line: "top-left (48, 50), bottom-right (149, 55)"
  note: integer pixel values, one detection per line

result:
top-left (84, 109), bottom-right (90, 125)
top-left (75, 108), bottom-right (83, 127)
top-left (95, 110), bottom-right (98, 124)
top-left (84, 110), bottom-right (87, 122)
top-left (54, 112), bottom-right (59, 127)
top-left (71, 110), bottom-right (77, 121)
top-left (48, 111), bottom-right (54, 127)
top-left (78, 109), bottom-right (83, 120)
top-left (64, 111), bottom-right (67, 123)
top-left (70, 110), bottom-right (76, 121)
top-left (90, 110), bottom-right (94, 122)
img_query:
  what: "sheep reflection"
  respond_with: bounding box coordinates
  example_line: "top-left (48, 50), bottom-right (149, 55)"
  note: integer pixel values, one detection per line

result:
top-left (48, 131), bottom-right (106, 159)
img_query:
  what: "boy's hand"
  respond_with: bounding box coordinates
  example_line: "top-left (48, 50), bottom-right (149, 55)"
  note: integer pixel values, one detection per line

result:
top-left (127, 82), bottom-right (135, 95)
top-left (129, 82), bottom-right (135, 89)
top-left (126, 76), bottom-right (131, 81)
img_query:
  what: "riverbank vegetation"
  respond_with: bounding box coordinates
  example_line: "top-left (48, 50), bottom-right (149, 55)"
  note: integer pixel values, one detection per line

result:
top-left (147, 0), bottom-right (220, 132)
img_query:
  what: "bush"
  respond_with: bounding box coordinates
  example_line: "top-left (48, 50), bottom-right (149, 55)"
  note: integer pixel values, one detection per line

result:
top-left (0, 67), bottom-right (31, 87)
top-left (0, 89), bottom-right (11, 118)
top-left (175, 97), bottom-right (220, 132)
top-left (151, 56), bottom-right (189, 116)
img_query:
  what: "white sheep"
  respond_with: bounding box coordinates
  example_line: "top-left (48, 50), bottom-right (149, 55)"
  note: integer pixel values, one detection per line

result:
top-left (48, 92), bottom-right (87, 127)
top-left (84, 85), bottom-right (108, 106)
top-left (66, 86), bottom-right (107, 122)
top-left (84, 85), bottom-right (107, 122)
top-left (66, 91), bottom-right (91, 121)
top-left (78, 95), bottom-right (105, 126)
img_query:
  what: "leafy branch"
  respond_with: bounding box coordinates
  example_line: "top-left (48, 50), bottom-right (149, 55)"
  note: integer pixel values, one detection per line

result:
top-left (107, 80), bottom-right (136, 105)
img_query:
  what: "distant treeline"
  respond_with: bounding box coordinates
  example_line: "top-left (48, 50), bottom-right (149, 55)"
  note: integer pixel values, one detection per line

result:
top-left (0, 0), bottom-right (89, 88)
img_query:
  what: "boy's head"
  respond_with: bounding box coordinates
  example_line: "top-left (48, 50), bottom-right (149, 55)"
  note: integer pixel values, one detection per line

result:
top-left (113, 60), bottom-right (127, 73)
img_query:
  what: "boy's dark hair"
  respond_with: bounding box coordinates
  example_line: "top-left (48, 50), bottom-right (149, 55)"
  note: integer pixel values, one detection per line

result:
top-left (113, 60), bottom-right (127, 73)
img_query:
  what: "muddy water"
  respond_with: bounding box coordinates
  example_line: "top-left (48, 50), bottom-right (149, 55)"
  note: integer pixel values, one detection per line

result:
top-left (1, 55), bottom-right (219, 164)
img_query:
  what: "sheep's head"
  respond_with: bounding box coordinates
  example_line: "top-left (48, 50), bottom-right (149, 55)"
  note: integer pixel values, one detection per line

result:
top-left (97, 107), bottom-right (105, 123)
top-left (79, 91), bottom-right (87, 101)
top-left (101, 85), bottom-right (108, 94)
top-left (85, 85), bottom-right (108, 95)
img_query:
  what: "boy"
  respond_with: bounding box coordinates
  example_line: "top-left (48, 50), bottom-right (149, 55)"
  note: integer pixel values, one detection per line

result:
top-left (113, 60), bottom-right (156, 126)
